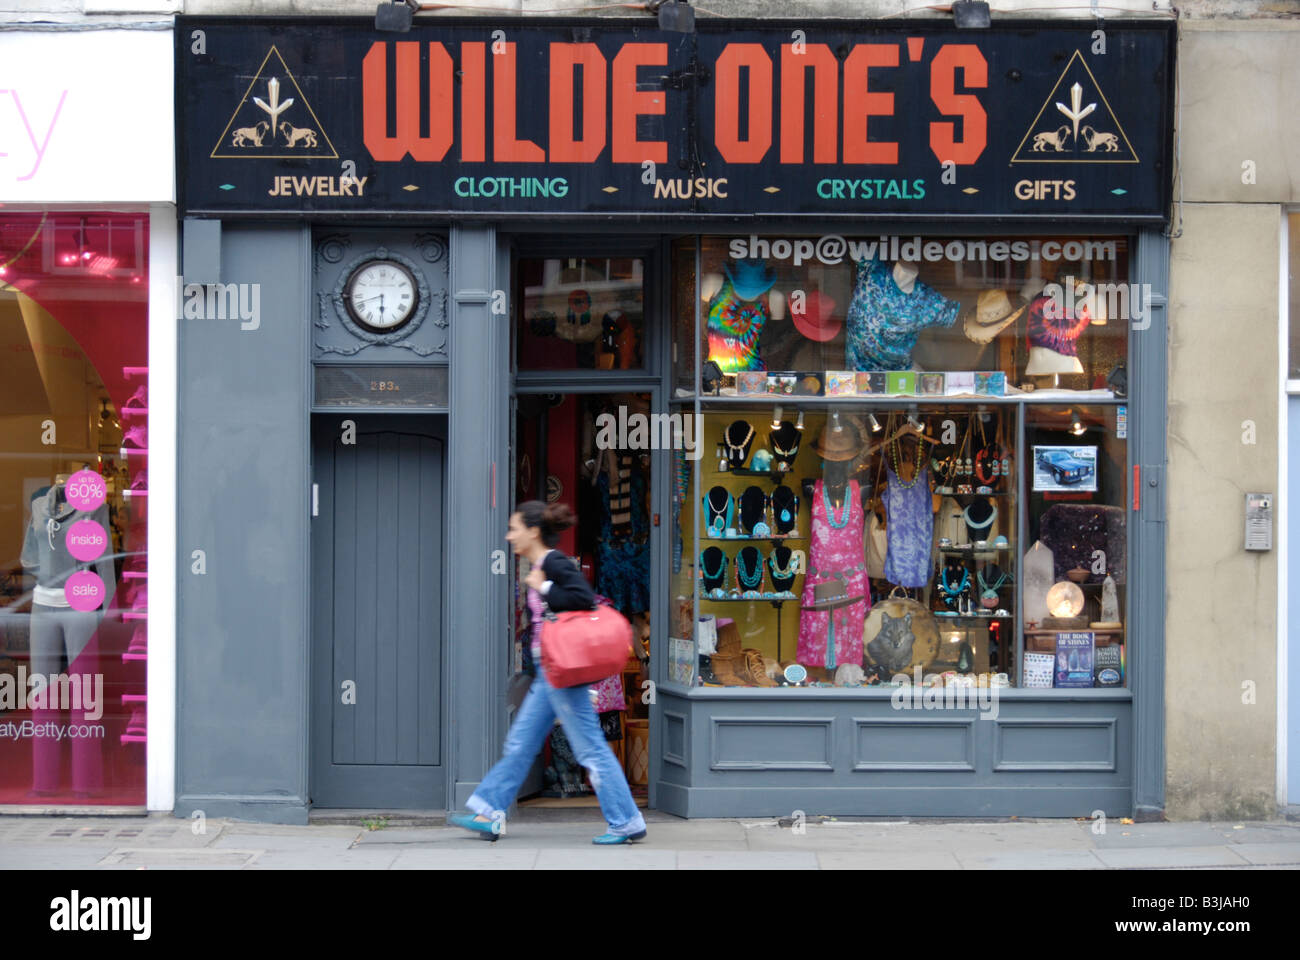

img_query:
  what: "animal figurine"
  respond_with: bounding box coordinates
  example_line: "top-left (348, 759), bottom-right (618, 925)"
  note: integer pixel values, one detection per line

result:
top-left (867, 611), bottom-right (916, 675)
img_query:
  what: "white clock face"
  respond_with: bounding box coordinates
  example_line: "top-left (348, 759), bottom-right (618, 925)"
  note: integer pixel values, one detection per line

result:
top-left (346, 260), bottom-right (417, 331)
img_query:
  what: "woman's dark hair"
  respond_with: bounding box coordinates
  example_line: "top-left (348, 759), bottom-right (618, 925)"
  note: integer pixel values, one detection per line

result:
top-left (516, 500), bottom-right (577, 547)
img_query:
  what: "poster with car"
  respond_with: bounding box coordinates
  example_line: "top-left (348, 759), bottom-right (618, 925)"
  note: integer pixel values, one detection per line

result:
top-left (1032, 445), bottom-right (1098, 492)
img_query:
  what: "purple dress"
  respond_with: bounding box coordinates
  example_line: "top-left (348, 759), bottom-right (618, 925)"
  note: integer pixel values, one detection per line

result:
top-left (883, 464), bottom-right (933, 588)
top-left (797, 479), bottom-right (869, 670)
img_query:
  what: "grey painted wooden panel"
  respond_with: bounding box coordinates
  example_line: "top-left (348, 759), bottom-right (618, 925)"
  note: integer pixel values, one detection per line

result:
top-left (854, 718), bottom-right (976, 771)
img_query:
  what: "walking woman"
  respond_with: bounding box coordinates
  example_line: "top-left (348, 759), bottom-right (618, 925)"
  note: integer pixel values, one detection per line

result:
top-left (448, 500), bottom-right (648, 845)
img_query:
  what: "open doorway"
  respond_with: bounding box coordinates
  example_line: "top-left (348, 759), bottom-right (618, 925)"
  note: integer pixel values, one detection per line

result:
top-left (512, 391), bottom-right (652, 808)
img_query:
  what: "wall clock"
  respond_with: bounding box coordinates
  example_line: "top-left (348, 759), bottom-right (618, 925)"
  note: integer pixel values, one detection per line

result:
top-left (344, 258), bottom-right (419, 333)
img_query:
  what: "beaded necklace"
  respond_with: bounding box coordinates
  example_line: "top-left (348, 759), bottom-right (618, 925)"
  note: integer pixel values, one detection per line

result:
top-left (768, 548), bottom-right (798, 584)
top-left (736, 548), bottom-right (764, 589)
top-left (822, 480), bottom-right (852, 528)
top-left (724, 421), bottom-right (755, 464)
top-left (888, 434), bottom-right (926, 489)
top-left (939, 564), bottom-right (970, 603)
top-left (700, 548), bottom-right (727, 584)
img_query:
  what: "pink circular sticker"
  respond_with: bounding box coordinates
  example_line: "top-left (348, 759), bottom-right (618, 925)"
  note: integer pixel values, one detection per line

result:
top-left (65, 571), bottom-right (106, 612)
top-left (65, 469), bottom-right (107, 511)
top-left (65, 519), bottom-right (108, 562)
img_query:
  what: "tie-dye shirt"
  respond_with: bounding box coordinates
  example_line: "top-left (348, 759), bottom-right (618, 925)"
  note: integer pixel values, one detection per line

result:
top-left (846, 257), bottom-right (960, 371)
top-left (706, 278), bottom-right (768, 373)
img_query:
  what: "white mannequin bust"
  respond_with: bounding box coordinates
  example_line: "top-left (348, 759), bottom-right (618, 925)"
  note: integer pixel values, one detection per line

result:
top-left (701, 272), bottom-right (786, 320)
top-left (892, 261), bottom-right (919, 295)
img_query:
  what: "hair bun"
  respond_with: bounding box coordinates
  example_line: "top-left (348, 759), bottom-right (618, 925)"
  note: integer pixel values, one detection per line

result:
top-left (542, 502), bottom-right (577, 531)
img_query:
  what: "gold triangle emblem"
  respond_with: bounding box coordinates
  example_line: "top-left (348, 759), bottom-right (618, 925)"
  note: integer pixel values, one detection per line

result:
top-left (1010, 50), bottom-right (1138, 164)
top-left (211, 46), bottom-right (339, 160)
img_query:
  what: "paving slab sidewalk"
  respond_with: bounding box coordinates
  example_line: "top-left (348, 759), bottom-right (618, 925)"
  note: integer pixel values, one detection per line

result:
top-left (2, 812), bottom-right (1298, 870)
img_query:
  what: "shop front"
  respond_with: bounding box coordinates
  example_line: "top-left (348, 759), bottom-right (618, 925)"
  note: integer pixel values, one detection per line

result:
top-left (175, 15), bottom-right (1172, 821)
top-left (0, 26), bottom-right (175, 811)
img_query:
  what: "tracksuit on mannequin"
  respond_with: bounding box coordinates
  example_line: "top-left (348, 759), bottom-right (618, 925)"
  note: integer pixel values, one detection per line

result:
top-left (21, 484), bottom-right (116, 796)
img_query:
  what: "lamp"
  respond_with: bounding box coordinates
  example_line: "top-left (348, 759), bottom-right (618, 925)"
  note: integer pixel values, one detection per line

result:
top-left (1069, 409), bottom-right (1086, 436)
top-left (832, 409), bottom-right (843, 433)
top-left (375, 0), bottom-right (417, 32)
top-left (952, 0), bottom-right (991, 29)
top-left (795, 410), bottom-right (805, 431)
top-left (906, 405), bottom-right (921, 430)
top-left (772, 406), bottom-right (783, 429)
top-left (868, 413), bottom-right (882, 433)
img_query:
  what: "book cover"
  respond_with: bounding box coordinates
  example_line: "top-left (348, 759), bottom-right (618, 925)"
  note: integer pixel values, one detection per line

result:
top-left (917, 372), bottom-right (945, 396)
top-left (1022, 652), bottom-right (1054, 688)
top-left (1054, 631), bottom-right (1095, 687)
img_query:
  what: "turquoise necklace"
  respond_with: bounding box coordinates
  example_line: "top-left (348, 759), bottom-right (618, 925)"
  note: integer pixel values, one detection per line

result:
top-left (700, 549), bottom-right (727, 584)
top-left (822, 480), bottom-right (852, 529)
top-left (736, 548), bottom-right (764, 589)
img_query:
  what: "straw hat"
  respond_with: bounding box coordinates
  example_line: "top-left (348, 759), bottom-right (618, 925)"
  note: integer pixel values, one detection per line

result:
top-left (811, 416), bottom-right (866, 462)
top-left (963, 289), bottom-right (1027, 344)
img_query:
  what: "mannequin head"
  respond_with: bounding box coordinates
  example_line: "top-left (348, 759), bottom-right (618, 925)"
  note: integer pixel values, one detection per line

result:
top-left (508, 500), bottom-right (577, 557)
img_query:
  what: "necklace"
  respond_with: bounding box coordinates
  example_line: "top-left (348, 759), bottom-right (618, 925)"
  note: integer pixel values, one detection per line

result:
top-left (888, 434), bottom-right (926, 489)
top-left (975, 446), bottom-right (1002, 485)
top-left (724, 421), bottom-right (755, 463)
top-left (822, 480), bottom-right (852, 528)
top-left (768, 548), bottom-right (798, 583)
top-left (704, 487), bottom-right (733, 534)
top-left (770, 425), bottom-right (800, 461)
top-left (736, 548), bottom-right (764, 588)
top-left (978, 567), bottom-right (1009, 593)
top-left (939, 565), bottom-right (970, 600)
top-left (771, 487), bottom-right (798, 531)
top-left (700, 548), bottom-right (727, 583)
top-left (963, 500), bottom-right (997, 532)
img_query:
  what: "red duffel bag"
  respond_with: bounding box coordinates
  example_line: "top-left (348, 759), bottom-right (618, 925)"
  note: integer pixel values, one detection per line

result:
top-left (540, 602), bottom-right (633, 688)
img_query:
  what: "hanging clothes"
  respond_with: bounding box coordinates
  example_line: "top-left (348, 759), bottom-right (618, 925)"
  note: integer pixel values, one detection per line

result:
top-left (597, 456), bottom-right (650, 614)
top-left (845, 257), bottom-right (960, 371)
top-left (866, 511), bottom-right (888, 580)
top-left (797, 479), bottom-right (869, 670)
top-left (883, 463), bottom-right (933, 588)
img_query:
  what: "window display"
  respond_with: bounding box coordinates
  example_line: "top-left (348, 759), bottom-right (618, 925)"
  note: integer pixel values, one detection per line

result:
top-left (669, 235), bottom-right (1130, 693)
top-left (516, 257), bottom-right (645, 371)
top-left (0, 212), bottom-right (149, 804)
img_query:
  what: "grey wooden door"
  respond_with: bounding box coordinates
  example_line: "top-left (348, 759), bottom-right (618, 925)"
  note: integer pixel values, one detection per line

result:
top-left (311, 415), bottom-right (446, 808)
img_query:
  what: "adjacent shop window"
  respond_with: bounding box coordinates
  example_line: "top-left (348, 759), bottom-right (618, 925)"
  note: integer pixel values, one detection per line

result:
top-left (515, 256), bottom-right (645, 371)
top-left (669, 235), bottom-right (1129, 693)
top-left (0, 212), bottom-right (149, 804)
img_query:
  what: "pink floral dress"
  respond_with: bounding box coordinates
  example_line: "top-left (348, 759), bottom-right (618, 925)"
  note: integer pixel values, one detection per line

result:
top-left (797, 479), bottom-right (870, 669)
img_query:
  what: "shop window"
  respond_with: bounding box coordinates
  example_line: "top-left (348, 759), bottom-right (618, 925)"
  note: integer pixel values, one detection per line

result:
top-left (674, 235), bottom-right (1128, 397)
top-left (515, 256), bottom-right (645, 371)
top-left (669, 235), bottom-right (1130, 693)
top-left (0, 213), bottom-right (149, 804)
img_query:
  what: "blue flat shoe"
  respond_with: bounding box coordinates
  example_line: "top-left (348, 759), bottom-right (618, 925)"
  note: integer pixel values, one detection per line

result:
top-left (448, 812), bottom-right (501, 841)
top-left (592, 830), bottom-right (647, 845)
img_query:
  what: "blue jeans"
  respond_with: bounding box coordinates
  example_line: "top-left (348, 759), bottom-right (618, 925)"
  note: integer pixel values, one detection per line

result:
top-left (466, 666), bottom-right (646, 837)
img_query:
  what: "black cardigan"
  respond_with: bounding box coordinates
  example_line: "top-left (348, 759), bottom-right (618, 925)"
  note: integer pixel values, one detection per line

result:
top-left (536, 549), bottom-right (596, 612)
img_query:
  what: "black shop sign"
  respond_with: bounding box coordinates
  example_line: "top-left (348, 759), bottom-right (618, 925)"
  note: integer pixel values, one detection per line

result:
top-left (176, 16), bottom-right (1174, 219)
